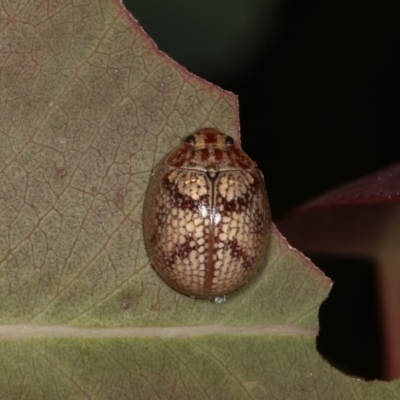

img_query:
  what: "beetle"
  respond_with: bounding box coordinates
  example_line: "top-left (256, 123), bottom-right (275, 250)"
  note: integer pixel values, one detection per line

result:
top-left (142, 128), bottom-right (271, 299)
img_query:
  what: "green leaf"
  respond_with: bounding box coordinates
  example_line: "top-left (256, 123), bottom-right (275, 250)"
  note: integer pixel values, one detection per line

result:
top-left (0, 0), bottom-right (397, 398)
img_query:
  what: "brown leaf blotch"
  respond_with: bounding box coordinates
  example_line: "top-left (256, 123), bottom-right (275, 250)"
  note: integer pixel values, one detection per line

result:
top-left (115, 187), bottom-right (127, 209)
top-left (55, 166), bottom-right (67, 179)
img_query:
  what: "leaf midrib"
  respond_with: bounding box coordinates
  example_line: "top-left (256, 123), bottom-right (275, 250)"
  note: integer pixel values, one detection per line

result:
top-left (0, 324), bottom-right (317, 340)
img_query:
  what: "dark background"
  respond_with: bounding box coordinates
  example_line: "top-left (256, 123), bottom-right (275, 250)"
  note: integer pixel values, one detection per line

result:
top-left (125, 0), bottom-right (399, 380)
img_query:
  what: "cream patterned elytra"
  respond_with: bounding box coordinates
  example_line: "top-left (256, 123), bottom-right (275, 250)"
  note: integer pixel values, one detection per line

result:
top-left (143, 128), bottom-right (271, 299)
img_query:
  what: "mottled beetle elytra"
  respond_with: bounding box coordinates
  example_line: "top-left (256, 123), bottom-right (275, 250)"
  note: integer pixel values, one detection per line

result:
top-left (143, 128), bottom-right (271, 299)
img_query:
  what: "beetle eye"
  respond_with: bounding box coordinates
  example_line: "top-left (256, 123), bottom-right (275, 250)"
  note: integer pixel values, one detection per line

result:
top-left (185, 135), bottom-right (196, 145)
top-left (225, 136), bottom-right (234, 146)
